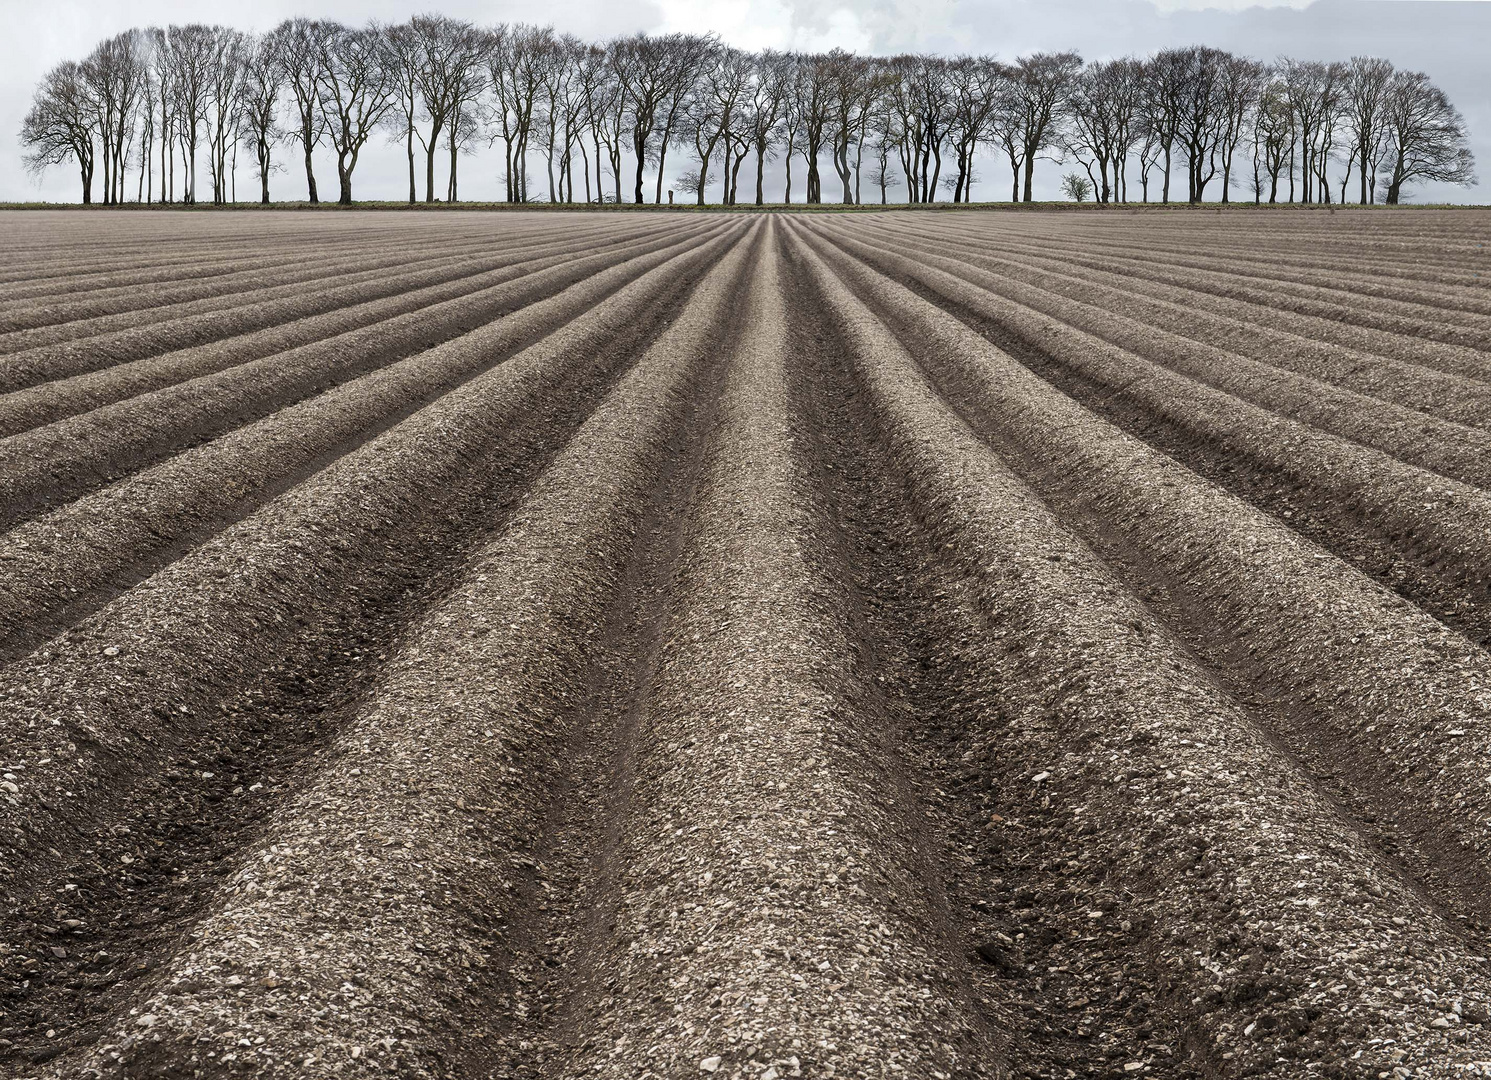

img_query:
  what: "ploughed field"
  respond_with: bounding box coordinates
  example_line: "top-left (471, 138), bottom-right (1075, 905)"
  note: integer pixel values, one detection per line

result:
top-left (2, 207), bottom-right (1491, 1080)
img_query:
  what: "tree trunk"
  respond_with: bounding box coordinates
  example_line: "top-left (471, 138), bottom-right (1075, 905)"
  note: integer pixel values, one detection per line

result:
top-left (305, 144), bottom-right (319, 204)
top-left (654, 137), bottom-right (670, 205)
top-left (449, 134), bottom-right (459, 202)
top-left (731, 153), bottom-right (746, 205)
top-left (594, 135), bottom-right (604, 203)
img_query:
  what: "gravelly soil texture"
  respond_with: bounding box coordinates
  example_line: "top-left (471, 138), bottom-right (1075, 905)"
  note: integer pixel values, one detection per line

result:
top-left (2, 206), bottom-right (1491, 1080)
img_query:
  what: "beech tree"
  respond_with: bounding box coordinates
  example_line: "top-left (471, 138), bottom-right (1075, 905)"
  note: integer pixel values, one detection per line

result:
top-left (488, 24), bottom-right (551, 203)
top-left (21, 21), bottom-right (1479, 208)
top-left (1379, 69), bottom-right (1476, 203)
top-left (1344, 57), bottom-right (1394, 204)
top-left (204, 28), bottom-right (248, 204)
top-left (418, 17), bottom-right (486, 202)
top-left (316, 23), bottom-right (397, 204)
top-left (240, 36), bottom-right (282, 203)
top-left (21, 61), bottom-right (97, 202)
top-left (744, 51), bottom-right (789, 205)
top-left (82, 30), bottom-right (149, 205)
top-left (1063, 59), bottom-right (1136, 203)
top-left (1009, 51), bottom-right (1082, 202)
top-left (1215, 53), bottom-right (1267, 202)
top-left (945, 57), bottom-right (1002, 203)
top-left (271, 18), bottom-right (334, 203)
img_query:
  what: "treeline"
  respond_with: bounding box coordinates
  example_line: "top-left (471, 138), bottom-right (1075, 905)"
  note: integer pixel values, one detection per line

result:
top-left (20, 19), bottom-right (1478, 208)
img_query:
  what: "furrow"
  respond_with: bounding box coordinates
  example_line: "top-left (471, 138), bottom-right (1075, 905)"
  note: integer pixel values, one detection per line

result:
top-left (0, 222), bottom-right (637, 396)
top-left (0, 227), bottom-right (732, 660)
top-left (899, 219), bottom-right (1491, 355)
top-left (788, 219), bottom-right (1491, 1078)
top-left (0, 225), bottom-right (743, 1072)
top-left (494, 223), bottom-right (1007, 1080)
top-left (811, 223), bottom-right (1491, 647)
top-left (803, 220), bottom-right (1491, 931)
top-left (0, 236), bottom-right (515, 341)
top-left (0, 222), bottom-right (634, 381)
top-left (865, 219), bottom-right (1491, 417)
top-left (829, 223), bottom-right (1491, 488)
top-left (946, 218), bottom-right (1491, 309)
top-left (935, 212), bottom-right (1491, 289)
top-left (0, 233), bottom-right (449, 316)
top-left (15, 221), bottom-right (759, 1080)
top-left (0, 222), bottom-right (654, 436)
top-left (0, 220), bottom-right (573, 304)
top-left (904, 220), bottom-right (1491, 385)
top-left (0, 219), bottom-right (569, 328)
top-left (0, 221), bottom-right (724, 530)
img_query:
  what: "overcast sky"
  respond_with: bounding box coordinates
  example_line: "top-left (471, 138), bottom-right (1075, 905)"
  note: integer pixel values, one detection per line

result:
top-left (1, 0), bottom-right (1485, 204)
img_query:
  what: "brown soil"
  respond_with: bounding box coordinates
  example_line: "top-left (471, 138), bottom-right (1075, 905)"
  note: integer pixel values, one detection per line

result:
top-left (3, 206), bottom-right (1491, 1080)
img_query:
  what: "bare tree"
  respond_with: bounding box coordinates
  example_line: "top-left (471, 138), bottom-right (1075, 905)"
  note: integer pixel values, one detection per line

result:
top-left (1170, 46), bottom-right (1230, 204)
top-left (583, 46), bottom-right (626, 202)
top-left (1280, 58), bottom-right (1329, 202)
top-left (1250, 73), bottom-right (1294, 203)
top-left (1379, 68), bottom-right (1476, 203)
top-left (204, 27), bottom-right (247, 204)
top-left (778, 54), bottom-right (804, 203)
top-left (683, 43), bottom-right (747, 205)
top-left (986, 63), bottom-right (1026, 202)
top-left (164, 25), bottom-right (217, 204)
top-left (1140, 49), bottom-right (1188, 203)
top-left (1215, 53), bottom-right (1266, 202)
top-left (607, 32), bottom-right (713, 205)
top-left (271, 18), bottom-right (335, 203)
top-left (1063, 59), bottom-right (1136, 203)
top-left (23, 25), bottom-right (1480, 210)
top-left (609, 33), bottom-right (667, 204)
top-left (945, 56), bottom-right (1000, 203)
top-left (826, 51), bottom-right (874, 204)
top-left (573, 44), bottom-right (612, 202)
top-left (906, 55), bottom-right (954, 201)
top-left (136, 58), bottom-right (157, 202)
top-left (1345, 56), bottom-right (1393, 204)
top-left (20, 61), bottom-right (97, 202)
top-left (441, 34), bottom-right (489, 202)
top-left (711, 49), bottom-right (757, 205)
top-left (488, 25), bottom-right (552, 204)
top-left (81, 30), bottom-right (149, 205)
top-left (867, 104), bottom-right (902, 204)
top-left (416, 17), bottom-right (486, 203)
top-left (744, 50), bottom-right (788, 205)
top-left (652, 34), bottom-right (715, 205)
top-left (796, 52), bottom-right (836, 204)
top-left (147, 28), bottom-right (176, 201)
top-left (383, 22), bottom-right (423, 203)
top-left (317, 22), bottom-right (397, 204)
top-left (240, 35), bottom-right (281, 204)
top-left (1009, 51), bottom-right (1082, 202)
